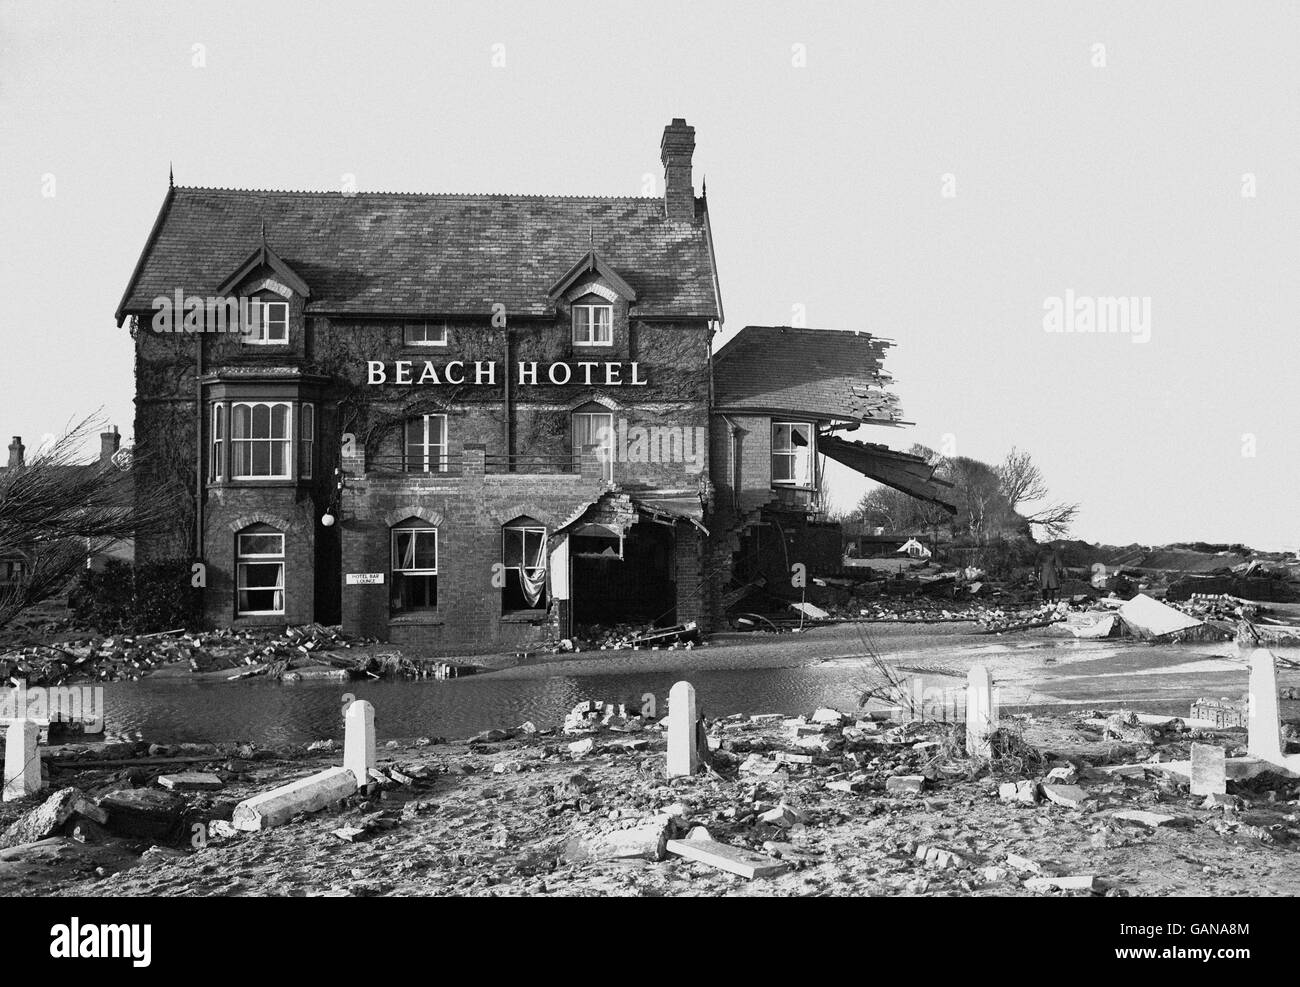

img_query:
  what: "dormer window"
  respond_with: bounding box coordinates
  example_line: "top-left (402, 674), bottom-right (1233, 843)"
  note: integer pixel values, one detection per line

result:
top-left (572, 304), bottom-right (613, 347)
top-left (404, 322), bottom-right (447, 347)
top-left (245, 299), bottom-right (289, 345)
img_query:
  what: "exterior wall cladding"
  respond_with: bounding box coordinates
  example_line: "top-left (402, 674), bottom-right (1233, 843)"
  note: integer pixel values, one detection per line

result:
top-left (124, 120), bottom-right (731, 656)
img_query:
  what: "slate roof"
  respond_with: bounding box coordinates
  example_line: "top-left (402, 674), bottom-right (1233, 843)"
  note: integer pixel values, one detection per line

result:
top-left (711, 326), bottom-right (905, 425)
top-left (116, 187), bottom-right (721, 324)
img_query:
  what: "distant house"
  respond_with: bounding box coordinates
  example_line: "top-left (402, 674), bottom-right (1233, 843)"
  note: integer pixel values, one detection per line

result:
top-left (0, 429), bottom-right (135, 581)
top-left (897, 537), bottom-right (932, 559)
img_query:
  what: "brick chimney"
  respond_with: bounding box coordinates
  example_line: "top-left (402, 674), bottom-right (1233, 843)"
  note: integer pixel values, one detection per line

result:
top-left (660, 118), bottom-right (696, 221)
top-left (7, 436), bottom-right (24, 468)
top-left (99, 426), bottom-right (120, 464)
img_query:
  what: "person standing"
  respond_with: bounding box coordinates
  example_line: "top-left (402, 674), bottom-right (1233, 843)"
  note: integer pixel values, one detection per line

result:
top-left (1038, 547), bottom-right (1062, 603)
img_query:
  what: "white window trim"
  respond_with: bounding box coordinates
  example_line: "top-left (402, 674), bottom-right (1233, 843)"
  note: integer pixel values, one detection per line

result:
top-left (404, 414), bottom-right (448, 473)
top-left (231, 401), bottom-right (294, 480)
top-left (502, 525), bottom-right (547, 576)
top-left (771, 421), bottom-right (815, 489)
top-left (300, 402), bottom-right (314, 480)
top-left (210, 402), bottom-right (225, 482)
top-left (243, 299), bottom-right (290, 345)
top-left (391, 526), bottom-right (438, 575)
top-left (572, 304), bottom-right (614, 347)
top-left (571, 411), bottom-right (614, 482)
top-left (236, 532), bottom-right (285, 617)
top-left (403, 321), bottom-right (448, 347)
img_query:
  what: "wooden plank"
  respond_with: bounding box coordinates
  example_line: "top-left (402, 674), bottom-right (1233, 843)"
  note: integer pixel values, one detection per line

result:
top-left (665, 838), bottom-right (789, 879)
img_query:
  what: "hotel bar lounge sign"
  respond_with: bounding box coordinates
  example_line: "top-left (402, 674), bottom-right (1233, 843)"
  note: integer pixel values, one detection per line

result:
top-left (367, 360), bottom-right (648, 386)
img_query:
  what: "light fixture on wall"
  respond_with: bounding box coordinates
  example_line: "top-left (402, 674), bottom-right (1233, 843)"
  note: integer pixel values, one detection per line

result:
top-left (321, 512), bottom-right (335, 527)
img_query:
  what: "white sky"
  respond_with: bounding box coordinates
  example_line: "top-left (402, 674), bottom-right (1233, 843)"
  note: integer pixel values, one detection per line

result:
top-left (1, 0), bottom-right (1296, 550)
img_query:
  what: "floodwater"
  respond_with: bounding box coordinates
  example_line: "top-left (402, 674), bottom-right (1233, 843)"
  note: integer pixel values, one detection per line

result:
top-left (86, 627), bottom-right (1300, 746)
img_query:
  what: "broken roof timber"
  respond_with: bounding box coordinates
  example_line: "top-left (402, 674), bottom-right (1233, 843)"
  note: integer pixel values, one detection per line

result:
top-left (819, 436), bottom-right (958, 514)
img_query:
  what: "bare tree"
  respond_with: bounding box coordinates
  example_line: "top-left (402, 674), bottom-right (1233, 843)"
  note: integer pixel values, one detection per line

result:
top-left (0, 417), bottom-right (178, 630)
top-left (996, 447), bottom-right (1079, 539)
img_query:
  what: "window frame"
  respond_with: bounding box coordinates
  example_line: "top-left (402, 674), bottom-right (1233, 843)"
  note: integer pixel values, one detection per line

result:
top-left (230, 401), bottom-right (294, 480)
top-left (299, 402), bottom-right (314, 480)
top-left (403, 321), bottom-right (448, 347)
top-left (501, 523), bottom-right (548, 612)
top-left (210, 402), bottom-right (226, 482)
top-left (403, 413), bottom-right (448, 473)
top-left (571, 409), bottom-right (614, 482)
top-left (244, 298), bottom-right (290, 345)
top-left (390, 523), bottom-right (439, 614)
top-left (235, 529), bottom-right (285, 617)
top-left (771, 421), bottom-right (815, 489)
top-left (572, 304), bottom-right (614, 347)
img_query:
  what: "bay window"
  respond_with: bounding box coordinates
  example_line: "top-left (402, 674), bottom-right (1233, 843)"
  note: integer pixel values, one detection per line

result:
top-left (231, 402), bottom-right (292, 479)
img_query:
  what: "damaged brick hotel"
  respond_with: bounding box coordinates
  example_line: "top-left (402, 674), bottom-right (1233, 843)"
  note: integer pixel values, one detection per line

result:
top-left (115, 120), bottom-right (954, 653)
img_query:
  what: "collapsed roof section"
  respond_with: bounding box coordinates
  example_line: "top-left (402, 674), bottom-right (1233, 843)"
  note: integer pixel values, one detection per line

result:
top-left (712, 325), bottom-right (956, 512)
top-left (819, 437), bottom-right (957, 514)
top-left (712, 326), bottom-right (904, 426)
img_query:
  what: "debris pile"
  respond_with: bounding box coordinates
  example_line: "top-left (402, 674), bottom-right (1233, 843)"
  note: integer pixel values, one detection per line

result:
top-left (0, 624), bottom-right (453, 686)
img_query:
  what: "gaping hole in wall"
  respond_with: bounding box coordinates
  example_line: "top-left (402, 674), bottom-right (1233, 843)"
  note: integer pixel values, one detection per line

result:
top-left (572, 520), bottom-right (676, 627)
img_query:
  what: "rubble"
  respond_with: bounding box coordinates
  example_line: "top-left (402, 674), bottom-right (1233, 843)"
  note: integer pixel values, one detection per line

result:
top-left (0, 623), bottom-right (448, 688)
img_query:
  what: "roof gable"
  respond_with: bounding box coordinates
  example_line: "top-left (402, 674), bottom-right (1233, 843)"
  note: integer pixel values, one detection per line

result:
top-left (216, 236), bottom-right (312, 298)
top-left (547, 249), bottom-right (638, 302)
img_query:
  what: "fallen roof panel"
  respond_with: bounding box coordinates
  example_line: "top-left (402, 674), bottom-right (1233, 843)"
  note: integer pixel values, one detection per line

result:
top-left (819, 436), bottom-right (957, 514)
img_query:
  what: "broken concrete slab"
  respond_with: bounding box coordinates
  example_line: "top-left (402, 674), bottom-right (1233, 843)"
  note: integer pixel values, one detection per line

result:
top-left (231, 767), bottom-right (358, 832)
top-left (157, 772), bottom-right (223, 792)
top-left (998, 780), bottom-right (1039, 804)
top-left (0, 787), bottom-right (83, 849)
top-left (565, 814), bottom-right (674, 862)
top-left (1119, 593), bottom-right (1203, 640)
top-left (886, 775), bottom-right (926, 794)
top-left (98, 788), bottom-right (186, 842)
top-left (1112, 810), bottom-right (1192, 829)
top-left (1040, 784), bottom-right (1090, 809)
top-left (1024, 874), bottom-right (1097, 892)
top-left (666, 837), bottom-right (789, 879)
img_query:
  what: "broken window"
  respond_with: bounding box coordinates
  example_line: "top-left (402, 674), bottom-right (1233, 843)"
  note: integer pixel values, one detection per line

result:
top-left (502, 521), bottom-right (547, 612)
top-left (772, 421), bottom-right (813, 487)
top-left (236, 524), bottom-right (285, 616)
top-left (391, 520), bottom-right (438, 613)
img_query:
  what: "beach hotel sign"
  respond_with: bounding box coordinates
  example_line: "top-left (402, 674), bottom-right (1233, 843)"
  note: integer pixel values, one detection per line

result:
top-left (367, 360), bottom-right (648, 387)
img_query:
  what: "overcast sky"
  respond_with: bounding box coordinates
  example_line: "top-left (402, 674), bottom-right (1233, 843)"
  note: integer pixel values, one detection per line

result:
top-left (1, 0), bottom-right (1295, 551)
